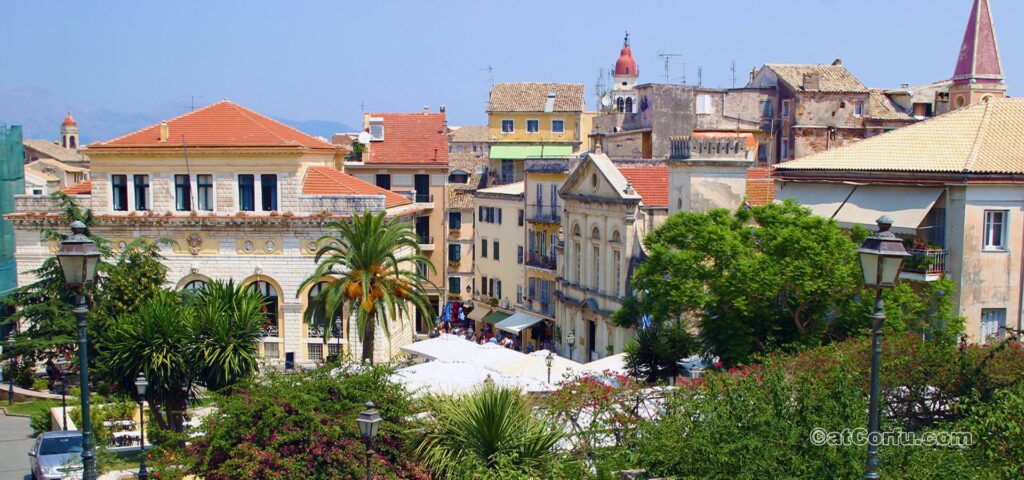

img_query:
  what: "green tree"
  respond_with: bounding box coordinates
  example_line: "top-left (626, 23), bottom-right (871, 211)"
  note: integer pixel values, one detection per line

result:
top-left (98, 280), bottom-right (264, 432)
top-left (414, 386), bottom-right (570, 479)
top-left (622, 320), bottom-right (696, 383)
top-left (299, 211), bottom-right (434, 364)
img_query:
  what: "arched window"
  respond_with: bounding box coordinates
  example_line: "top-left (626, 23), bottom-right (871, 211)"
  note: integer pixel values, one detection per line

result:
top-left (448, 170), bottom-right (470, 184)
top-left (182, 279), bottom-right (208, 291)
top-left (616, 97), bottom-right (625, 113)
top-left (611, 230), bottom-right (622, 243)
top-left (625, 97), bottom-right (633, 113)
top-left (591, 226), bottom-right (601, 240)
top-left (572, 224), bottom-right (581, 237)
top-left (249, 280), bottom-right (280, 336)
top-left (307, 281), bottom-right (341, 338)
top-left (68, 136), bottom-right (76, 149)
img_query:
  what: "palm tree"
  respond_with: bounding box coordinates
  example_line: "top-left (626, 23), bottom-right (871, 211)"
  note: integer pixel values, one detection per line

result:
top-left (414, 386), bottom-right (566, 478)
top-left (299, 211), bottom-right (435, 364)
top-left (98, 280), bottom-right (266, 432)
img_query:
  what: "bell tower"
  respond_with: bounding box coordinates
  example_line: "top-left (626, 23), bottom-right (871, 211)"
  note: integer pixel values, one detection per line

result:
top-left (949, 0), bottom-right (1006, 110)
top-left (60, 112), bottom-right (79, 149)
top-left (611, 32), bottom-right (639, 113)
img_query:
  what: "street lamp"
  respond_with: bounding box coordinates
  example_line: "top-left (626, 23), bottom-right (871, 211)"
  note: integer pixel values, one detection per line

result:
top-left (545, 351), bottom-right (554, 384)
top-left (6, 332), bottom-right (13, 406)
top-left (134, 373), bottom-right (149, 480)
top-left (566, 331), bottom-right (576, 361)
top-left (56, 221), bottom-right (101, 480)
top-left (356, 401), bottom-right (382, 480)
top-left (858, 216), bottom-right (909, 480)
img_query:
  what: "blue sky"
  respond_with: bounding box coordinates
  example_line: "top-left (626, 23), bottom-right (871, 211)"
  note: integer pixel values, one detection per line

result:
top-left (3, 0), bottom-right (1020, 132)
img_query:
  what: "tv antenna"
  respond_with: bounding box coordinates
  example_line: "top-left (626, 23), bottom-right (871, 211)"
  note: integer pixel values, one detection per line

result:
top-left (182, 95), bottom-right (204, 111)
top-left (479, 65), bottom-right (495, 86)
top-left (595, 68), bottom-right (607, 107)
top-left (731, 60), bottom-right (737, 88)
top-left (697, 66), bottom-right (703, 88)
top-left (657, 51), bottom-right (682, 83)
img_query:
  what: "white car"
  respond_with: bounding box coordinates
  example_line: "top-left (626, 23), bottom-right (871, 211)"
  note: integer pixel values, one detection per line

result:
top-left (28, 430), bottom-right (84, 480)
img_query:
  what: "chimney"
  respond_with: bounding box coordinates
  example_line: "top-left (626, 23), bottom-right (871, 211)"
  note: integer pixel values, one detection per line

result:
top-left (802, 73), bottom-right (821, 91)
top-left (423, 106), bottom-right (430, 114)
top-left (159, 121), bottom-right (169, 142)
top-left (750, 67), bottom-right (759, 83)
top-left (831, 58), bottom-right (843, 66)
top-left (439, 105), bottom-right (446, 113)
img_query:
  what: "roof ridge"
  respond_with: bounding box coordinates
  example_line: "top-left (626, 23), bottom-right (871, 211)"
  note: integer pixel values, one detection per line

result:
top-left (963, 98), bottom-right (995, 172)
top-left (235, 106), bottom-right (334, 147)
top-left (91, 100), bottom-right (229, 146)
top-left (227, 102), bottom-right (295, 145)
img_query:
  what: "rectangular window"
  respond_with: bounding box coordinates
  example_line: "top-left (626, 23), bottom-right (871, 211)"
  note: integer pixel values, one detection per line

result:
top-left (308, 343), bottom-right (323, 361)
top-left (551, 184), bottom-right (558, 217)
top-left (369, 121), bottom-right (384, 141)
top-left (111, 174), bottom-right (128, 211)
top-left (493, 240), bottom-right (500, 260)
top-left (518, 209), bottom-right (524, 226)
top-left (263, 342), bottom-right (279, 359)
top-left (574, 242), bottom-right (582, 284)
top-left (757, 144), bottom-right (769, 163)
top-left (133, 175), bottom-right (150, 211)
top-left (489, 278), bottom-right (495, 297)
top-left (197, 174), bottom-right (214, 211)
top-left (496, 208), bottom-right (502, 224)
top-left (481, 276), bottom-right (489, 295)
top-left (983, 210), bottom-right (1008, 250)
top-left (448, 244), bottom-right (461, 262)
top-left (517, 246), bottom-right (524, 264)
top-left (980, 308), bottom-right (1006, 340)
top-left (328, 343), bottom-right (341, 357)
top-left (613, 250), bottom-right (622, 296)
top-left (261, 174), bottom-right (278, 211)
top-left (416, 261), bottom-right (427, 277)
top-left (696, 94), bottom-right (713, 115)
top-left (780, 140), bottom-right (789, 161)
top-left (449, 277), bottom-right (461, 295)
top-left (238, 174), bottom-right (255, 211)
top-left (501, 119), bottom-right (514, 133)
top-left (481, 238), bottom-right (488, 258)
top-left (496, 280), bottom-right (502, 299)
top-left (449, 211), bottom-right (462, 229)
top-left (375, 174), bottom-right (391, 190)
top-left (760, 100), bottom-right (773, 118)
top-left (528, 278), bottom-right (536, 300)
top-left (479, 206), bottom-right (485, 223)
top-left (526, 119), bottom-right (539, 133)
top-left (551, 119), bottom-right (565, 133)
top-left (592, 246), bottom-right (600, 290)
top-left (854, 101), bottom-right (864, 117)
top-left (517, 286), bottom-right (523, 304)
top-left (175, 174), bottom-right (191, 211)
top-left (781, 99), bottom-right (791, 118)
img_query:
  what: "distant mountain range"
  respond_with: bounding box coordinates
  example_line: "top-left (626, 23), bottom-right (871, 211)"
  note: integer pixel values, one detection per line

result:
top-left (0, 86), bottom-right (355, 143)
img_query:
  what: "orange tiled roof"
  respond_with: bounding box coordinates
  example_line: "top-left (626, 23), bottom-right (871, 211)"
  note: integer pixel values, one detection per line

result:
top-left (87, 100), bottom-right (339, 152)
top-left (62, 180), bottom-right (91, 195)
top-left (302, 167), bottom-right (411, 208)
top-left (618, 166), bottom-right (669, 207)
top-left (365, 113), bottom-right (449, 165)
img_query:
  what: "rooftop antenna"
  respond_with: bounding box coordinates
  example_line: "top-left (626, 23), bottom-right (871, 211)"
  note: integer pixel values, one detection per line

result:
top-left (595, 67), bottom-right (607, 108)
top-left (697, 66), bottom-right (703, 88)
top-left (657, 51), bottom-right (683, 83)
top-left (182, 95), bottom-right (204, 112)
top-left (478, 65), bottom-right (495, 87)
top-left (731, 60), bottom-right (736, 88)
top-left (681, 62), bottom-right (687, 85)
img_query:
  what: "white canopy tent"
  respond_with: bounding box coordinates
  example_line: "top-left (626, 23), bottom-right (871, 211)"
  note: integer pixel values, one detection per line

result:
top-left (494, 311), bottom-right (545, 335)
top-left (585, 353), bottom-right (628, 375)
top-left (393, 360), bottom-right (552, 396)
top-left (488, 350), bottom-right (594, 384)
top-left (399, 334), bottom-right (481, 361)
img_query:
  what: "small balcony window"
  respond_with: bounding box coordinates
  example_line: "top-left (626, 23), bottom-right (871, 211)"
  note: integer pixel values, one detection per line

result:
top-left (501, 119), bottom-right (514, 133)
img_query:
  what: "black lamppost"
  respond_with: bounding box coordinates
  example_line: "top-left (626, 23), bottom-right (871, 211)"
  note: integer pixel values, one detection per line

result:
top-left (356, 401), bottom-right (382, 480)
top-left (858, 216), bottom-right (909, 480)
top-left (6, 332), bottom-right (13, 405)
top-left (566, 331), bottom-right (576, 361)
top-left (545, 351), bottom-right (554, 384)
top-left (56, 221), bottom-right (101, 480)
top-left (134, 372), bottom-right (148, 480)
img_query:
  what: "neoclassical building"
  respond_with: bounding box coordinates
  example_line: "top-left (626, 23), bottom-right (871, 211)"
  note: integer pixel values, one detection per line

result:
top-left (555, 152), bottom-right (668, 361)
top-left (7, 101), bottom-right (422, 366)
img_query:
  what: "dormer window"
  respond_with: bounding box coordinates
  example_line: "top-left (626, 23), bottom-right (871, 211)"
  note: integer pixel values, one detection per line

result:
top-left (369, 118), bottom-right (384, 141)
top-left (448, 170), bottom-right (470, 184)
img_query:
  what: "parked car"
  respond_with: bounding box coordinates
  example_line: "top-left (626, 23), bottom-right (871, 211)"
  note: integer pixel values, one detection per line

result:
top-left (28, 430), bottom-right (84, 480)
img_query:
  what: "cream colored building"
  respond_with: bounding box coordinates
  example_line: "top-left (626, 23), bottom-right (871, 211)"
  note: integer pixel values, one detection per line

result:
top-left (775, 98), bottom-right (1024, 342)
top-left (471, 182), bottom-right (525, 322)
top-left (7, 101), bottom-right (422, 365)
top-left (556, 153), bottom-right (669, 361)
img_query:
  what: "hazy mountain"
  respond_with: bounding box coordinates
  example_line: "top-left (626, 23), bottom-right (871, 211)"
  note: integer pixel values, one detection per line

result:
top-left (0, 86), bottom-right (354, 143)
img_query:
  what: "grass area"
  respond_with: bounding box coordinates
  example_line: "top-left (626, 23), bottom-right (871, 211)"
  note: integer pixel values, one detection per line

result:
top-left (6, 398), bottom-right (60, 417)
top-left (102, 449), bottom-right (145, 473)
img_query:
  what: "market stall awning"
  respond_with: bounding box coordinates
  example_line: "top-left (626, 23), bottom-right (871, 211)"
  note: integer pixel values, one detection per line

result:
top-left (832, 186), bottom-right (943, 235)
top-left (482, 310), bottom-right (511, 325)
top-left (495, 311), bottom-right (545, 335)
top-left (490, 145), bottom-right (573, 160)
top-left (467, 306), bottom-right (492, 322)
top-left (774, 182), bottom-right (854, 219)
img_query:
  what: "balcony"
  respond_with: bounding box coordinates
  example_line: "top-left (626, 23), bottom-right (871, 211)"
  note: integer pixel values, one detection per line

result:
top-left (525, 298), bottom-right (554, 317)
top-left (406, 192), bottom-right (435, 208)
top-left (527, 204), bottom-right (561, 224)
top-left (417, 234), bottom-right (435, 250)
top-left (900, 248), bottom-right (949, 282)
top-left (308, 324), bottom-right (342, 338)
top-left (262, 323), bottom-right (280, 338)
top-left (526, 253), bottom-right (557, 271)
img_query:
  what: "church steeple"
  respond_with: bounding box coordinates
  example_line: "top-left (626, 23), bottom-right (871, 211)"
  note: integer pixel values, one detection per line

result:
top-left (611, 32), bottom-right (639, 113)
top-left (949, 0), bottom-right (1007, 110)
top-left (61, 112), bottom-right (79, 149)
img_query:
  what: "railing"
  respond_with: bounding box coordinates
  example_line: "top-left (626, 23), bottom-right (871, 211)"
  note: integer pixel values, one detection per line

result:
top-left (527, 253), bottom-right (557, 270)
top-left (527, 204), bottom-right (560, 223)
top-left (526, 299), bottom-right (554, 316)
top-left (308, 324), bottom-right (342, 338)
top-left (263, 323), bottom-right (280, 337)
top-left (417, 234), bottom-right (434, 245)
top-left (412, 193), bottom-right (434, 203)
top-left (903, 248), bottom-right (949, 275)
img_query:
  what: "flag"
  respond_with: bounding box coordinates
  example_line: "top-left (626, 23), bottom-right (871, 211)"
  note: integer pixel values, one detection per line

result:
top-left (639, 314), bottom-right (652, 329)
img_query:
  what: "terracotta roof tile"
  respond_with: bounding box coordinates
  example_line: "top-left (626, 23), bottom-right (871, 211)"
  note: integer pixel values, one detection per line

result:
top-left (618, 166), bottom-right (669, 207)
top-left (23, 140), bottom-right (88, 163)
top-left (774, 98), bottom-right (1024, 174)
top-left (763, 63), bottom-right (868, 93)
top-left (62, 180), bottom-right (91, 195)
top-left (365, 113), bottom-right (449, 165)
top-left (302, 167), bottom-right (411, 208)
top-left (487, 83), bottom-right (585, 112)
top-left (866, 89), bottom-right (915, 121)
top-left (448, 125), bottom-right (489, 143)
top-left (88, 100), bottom-right (339, 151)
